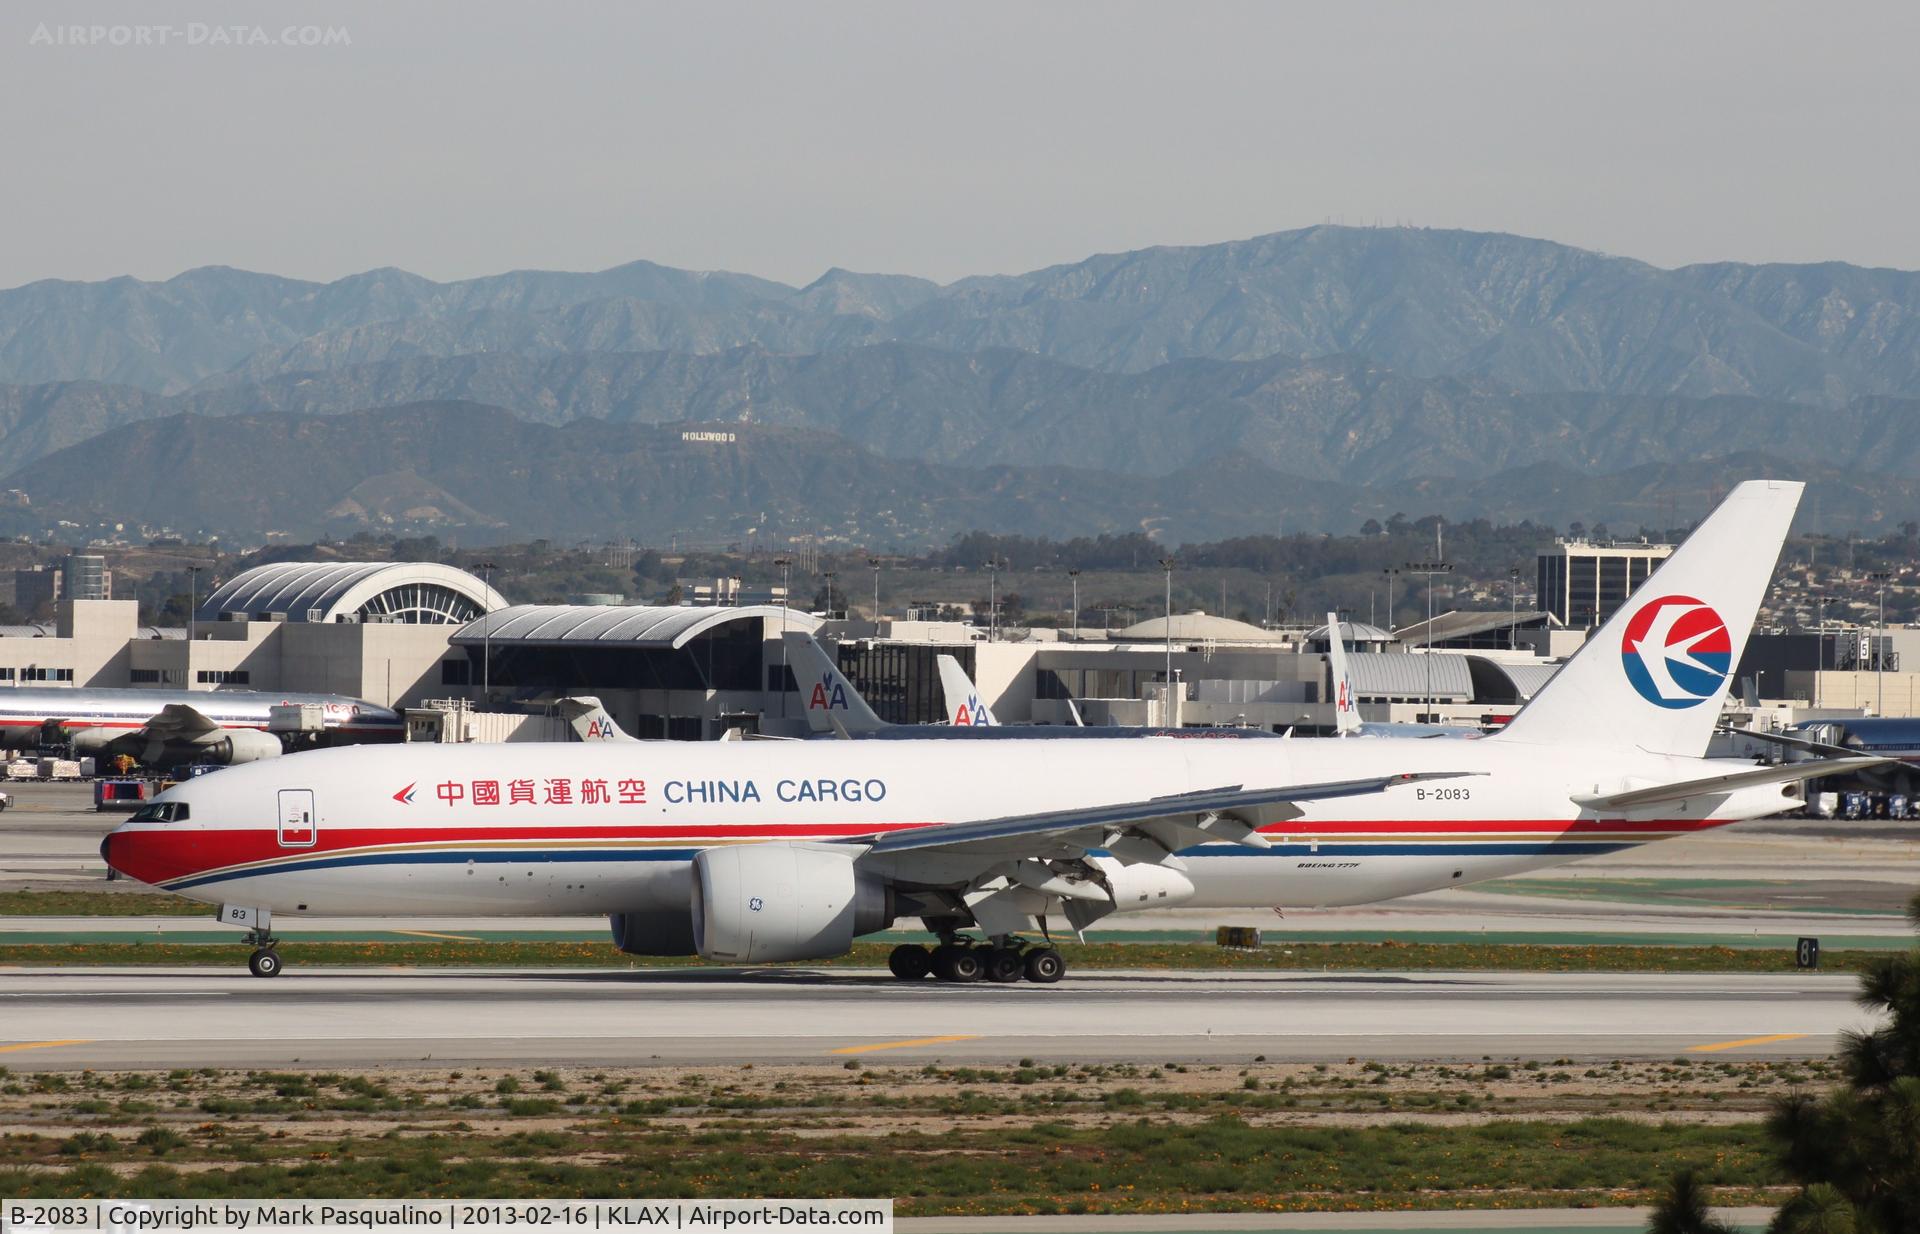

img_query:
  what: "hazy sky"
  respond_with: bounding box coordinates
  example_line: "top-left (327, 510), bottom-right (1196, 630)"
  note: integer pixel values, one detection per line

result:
top-left (5, 1), bottom-right (1917, 290)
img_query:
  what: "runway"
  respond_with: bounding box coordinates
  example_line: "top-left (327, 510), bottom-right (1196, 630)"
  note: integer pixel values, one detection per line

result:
top-left (0, 965), bottom-right (1877, 1070)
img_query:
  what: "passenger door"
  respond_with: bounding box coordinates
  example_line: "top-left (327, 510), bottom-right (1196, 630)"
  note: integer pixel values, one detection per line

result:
top-left (277, 789), bottom-right (317, 848)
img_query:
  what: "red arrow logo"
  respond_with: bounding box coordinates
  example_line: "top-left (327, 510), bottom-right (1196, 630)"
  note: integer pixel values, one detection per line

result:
top-left (393, 783), bottom-right (416, 804)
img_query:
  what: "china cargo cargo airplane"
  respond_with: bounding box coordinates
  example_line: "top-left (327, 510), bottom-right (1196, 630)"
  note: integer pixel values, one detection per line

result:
top-left (0, 687), bottom-right (402, 767)
top-left (792, 634), bottom-right (1276, 741)
top-left (104, 480), bottom-right (1886, 983)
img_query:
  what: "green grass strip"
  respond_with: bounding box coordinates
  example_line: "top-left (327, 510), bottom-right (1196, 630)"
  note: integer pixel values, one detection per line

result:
top-left (0, 938), bottom-right (1881, 972)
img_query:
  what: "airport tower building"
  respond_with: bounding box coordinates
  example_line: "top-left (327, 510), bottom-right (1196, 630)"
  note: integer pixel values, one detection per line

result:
top-left (1535, 540), bottom-right (1672, 629)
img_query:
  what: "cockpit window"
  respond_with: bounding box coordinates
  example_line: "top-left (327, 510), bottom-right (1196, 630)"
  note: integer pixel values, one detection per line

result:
top-left (129, 802), bottom-right (189, 823)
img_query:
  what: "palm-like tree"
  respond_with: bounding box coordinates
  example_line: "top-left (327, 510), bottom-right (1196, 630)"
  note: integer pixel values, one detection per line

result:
top-left (1647, 1170), bottom-right (1739, 1234)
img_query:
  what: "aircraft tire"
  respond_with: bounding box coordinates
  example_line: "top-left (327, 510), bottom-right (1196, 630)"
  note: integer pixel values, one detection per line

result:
top-left (887, 943), bottom-right (933, 980)
top-left (1022, 948), bottom-right (1065, 984)
top-left (983, 949), bottom-right (1025, 983)
top-left (933, 945), bottom-right (983, 983)
top-left (247, 948), bottom-right (282, 978)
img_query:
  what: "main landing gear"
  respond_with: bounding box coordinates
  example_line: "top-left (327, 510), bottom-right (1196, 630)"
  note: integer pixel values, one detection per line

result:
top-left (887, 938), bottom-right (1065, 985)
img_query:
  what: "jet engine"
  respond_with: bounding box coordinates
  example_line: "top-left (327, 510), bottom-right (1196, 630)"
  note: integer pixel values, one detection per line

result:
top-left (205, 730), bottom-right (284, 765)
top-left (691, 842), bottom-right (893, 963)
top-left (66, 727), bottom-right (118, 756)
top-left (609, 908), bottom-right (697, 957)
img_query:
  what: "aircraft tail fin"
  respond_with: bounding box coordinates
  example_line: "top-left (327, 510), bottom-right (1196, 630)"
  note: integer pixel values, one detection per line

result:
top-left (1325, 612), bottom-right (1362, 737)
top-left (1495, 479), bottom-right (1804, 757)
top-left (782, 632), bottom-right (889, 735)
top-left (556, 697), bottom-right (638, 743)
top-left (936, 654), bottom-right (998, 726)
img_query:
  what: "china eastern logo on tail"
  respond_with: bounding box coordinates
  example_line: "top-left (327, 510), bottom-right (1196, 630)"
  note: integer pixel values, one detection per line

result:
top-left (1619, 595), bottom-right (1732, 709)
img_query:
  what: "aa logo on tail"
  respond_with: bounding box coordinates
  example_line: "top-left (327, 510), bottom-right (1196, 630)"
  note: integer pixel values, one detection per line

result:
top-left (1620, 595), bottom-right (1731, 709)
top-left (952, 695), bottom-right (989, 725)
top-left (808, 679), bottom-right (850, 711)
top-left (585, 718), bottom-right (616, 739)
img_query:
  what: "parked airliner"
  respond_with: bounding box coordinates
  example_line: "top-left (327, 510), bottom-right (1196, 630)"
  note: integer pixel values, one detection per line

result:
top-left (103, 481), bottom-right (1879, 984)
top-left (0, 687), bottom-right (402, 767)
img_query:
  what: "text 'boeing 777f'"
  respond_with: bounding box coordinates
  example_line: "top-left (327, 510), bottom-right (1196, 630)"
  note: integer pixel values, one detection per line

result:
top-left (104, 481), bottom-right (1878, 983)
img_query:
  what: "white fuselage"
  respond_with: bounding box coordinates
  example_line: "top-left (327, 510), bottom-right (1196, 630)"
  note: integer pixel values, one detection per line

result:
top-left (104, 736), bottom-right (1789, 920)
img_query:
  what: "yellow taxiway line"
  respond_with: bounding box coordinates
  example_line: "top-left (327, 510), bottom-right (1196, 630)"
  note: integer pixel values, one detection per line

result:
top-left (0, 1039), bottom-right (89, 1054)
top-left (1687, 1033), bottom-right (1808, 1053)
top-left (391, 929), bottom-right (484, 942)
top-left (829, 1034), bottom-right (980, 1055)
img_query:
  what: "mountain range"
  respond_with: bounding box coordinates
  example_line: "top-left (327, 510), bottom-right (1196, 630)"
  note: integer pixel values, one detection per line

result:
top-left (4, 401), bottom-right (1906, 547)
top-left (4, 346), bottom-right (1911, 487)
top-left (3, 225), bottom-right (1918, 542)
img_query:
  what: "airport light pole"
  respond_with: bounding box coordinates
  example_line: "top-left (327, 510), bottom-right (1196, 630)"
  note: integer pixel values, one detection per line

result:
top-left (985, 559), bottom-right (1000, 641)
top-left (1159, 557), bottom-right (1176, 721)
top-left (1407, 560), bottom-right (1452, 720)
top-left (1382, 567), bottom-right (1400, 634)
top-left (1870, 571), bottom-right (1892, 716)
top-left (867, 557), bottom-right (881, 625)
top-left (822, 571), bottom-right (836, 620)
top-left (478, 560), bottom-right (497, 701)
top-left (1508, 566), bottom-right (1522, 651)
top-left (1813, 591), bottom-right (1826, 709)
top-left (773, 556), bottom-right (792, 718)
top-left (1067, 568), bottom-right (1081, 642)
top-left (185, 565), bottom-right (202, 646)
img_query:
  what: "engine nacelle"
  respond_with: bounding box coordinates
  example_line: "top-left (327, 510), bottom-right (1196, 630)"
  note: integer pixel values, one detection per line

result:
top-left (208, 729), bottom-right (284, 765)
top-left (609, 909), bottom-right (698, 957)
top-left (1093, 856), bottom-right (1197, 912)
top-left (67, 726), bottom-right (117, 756)
top-left (692, 842), bottom-right (893, 963)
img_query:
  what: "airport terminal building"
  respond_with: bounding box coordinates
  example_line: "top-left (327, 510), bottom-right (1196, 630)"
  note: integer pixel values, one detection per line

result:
top-left (4, 554), bottom-right (1918, 742)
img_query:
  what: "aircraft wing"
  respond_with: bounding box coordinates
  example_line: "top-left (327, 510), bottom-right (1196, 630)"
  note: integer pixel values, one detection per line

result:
top-left (142, 703), bottom-right (223, 739)
top-left (1572, 757), bottom-right (1897, 812)
top-left (1716, 726), bottom-right (1860, 761)
top-left (853, 772), bottom-right (1472, 859)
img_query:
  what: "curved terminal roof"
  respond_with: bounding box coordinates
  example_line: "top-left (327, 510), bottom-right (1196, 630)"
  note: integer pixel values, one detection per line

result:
top-left (451, 604), bottom-right (822, 650)
top-left (197, 562), bottom-right (508, 625)
top-left (1491, 661), bottom-right (1561, 701)
top-left (1116, 610), bottom-right (1287, 643)
top-left (1306, 619), bottom-right (1396, 645)
top-left (1345, 652), bottom-right (1474, 702)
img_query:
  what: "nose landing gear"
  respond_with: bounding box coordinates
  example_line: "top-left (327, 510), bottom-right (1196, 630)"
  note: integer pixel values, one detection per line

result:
top-left (222, 909), bottom-right (282, 978)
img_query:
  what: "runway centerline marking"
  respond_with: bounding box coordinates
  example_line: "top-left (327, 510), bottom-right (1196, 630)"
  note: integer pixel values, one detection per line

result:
top-left (0, 1040), bottom-right (90, 1054)
top-left (392, 930), bottom-right (484, 943)
top-left (829, 1034), bottom-right (980, 1055)
top-left (1687, 1033), bottom-right (1808, 1053)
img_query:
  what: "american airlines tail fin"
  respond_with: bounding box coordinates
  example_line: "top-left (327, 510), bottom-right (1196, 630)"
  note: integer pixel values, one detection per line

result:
top-left (781, 632), bottom-right (889, 736)
top-left (557, 697), bottom-right (637, 743)
top-left (1496, 479), bottom-right (1803, 757)
top-left (1325, 612), bottom-right (1362, 737)
top-left (936, 655), bottom-right (998, 726)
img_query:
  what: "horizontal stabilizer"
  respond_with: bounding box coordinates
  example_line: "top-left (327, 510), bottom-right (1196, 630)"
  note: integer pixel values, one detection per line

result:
top-left (1573, 757), bottom-right (1895, 812)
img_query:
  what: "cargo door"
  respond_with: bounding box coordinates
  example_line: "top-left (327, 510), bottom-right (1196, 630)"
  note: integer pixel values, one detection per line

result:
top-left (277, 789), bottom-right (317, 848)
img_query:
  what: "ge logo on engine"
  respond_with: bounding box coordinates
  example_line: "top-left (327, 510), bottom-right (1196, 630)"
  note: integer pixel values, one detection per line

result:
top-left (748, 897), bottom-right (764, 912)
